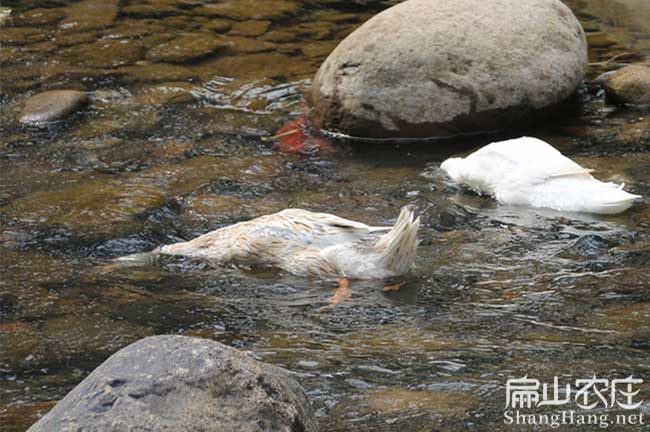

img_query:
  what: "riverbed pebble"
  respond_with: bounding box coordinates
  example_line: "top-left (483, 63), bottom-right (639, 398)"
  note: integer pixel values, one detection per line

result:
top-left (19, 90), bottom-right (89, 124)
top-left (597, 65), bottom-right (650, 105)
top-left (146, 33), bottom-right (227, 63)
top-left (59, 0), bottom-right (118, 32)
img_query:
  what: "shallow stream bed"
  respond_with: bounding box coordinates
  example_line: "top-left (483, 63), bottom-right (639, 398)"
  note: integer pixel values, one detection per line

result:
top-left (1, 0), bottom-right (650, 430)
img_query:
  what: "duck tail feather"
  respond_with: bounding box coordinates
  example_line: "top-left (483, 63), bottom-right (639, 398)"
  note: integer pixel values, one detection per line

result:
top-left (590, 186), bottom-right (642, 214)
top-left (373, 206), bottom-right (420, 274)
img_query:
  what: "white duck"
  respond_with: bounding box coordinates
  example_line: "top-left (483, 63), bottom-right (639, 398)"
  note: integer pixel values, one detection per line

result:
top-left (119, 207), bottom-right (420, 304)
top-left (440, 137), bottom-right (641, 215)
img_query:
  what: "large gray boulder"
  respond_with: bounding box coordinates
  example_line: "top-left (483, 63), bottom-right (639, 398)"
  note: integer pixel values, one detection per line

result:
top-left (28, 335), bottom-right (318, 432)
top-left (310, 0), bottom-right (588, 139)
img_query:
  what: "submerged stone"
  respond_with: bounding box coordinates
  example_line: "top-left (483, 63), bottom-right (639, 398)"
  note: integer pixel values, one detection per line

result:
top-left (122, 4), bottom-right (178, 17)
top-left (14, 8), bottom-right (65, 26)
top-left (1, 178), bottom-right (166, 237)
top-left (587, 32), bottom-right (618, 48)
top-left (52, 31), bottom-right (98, 47)
top-left (229, 20), bottom-right (271, 37)
top-left (0, 26), bottom-right (51, 45)
top-left (146, 33), bottom-right (227, 63)
top-left (0, 7), bottom-right (10, 26)
top-left (0, 402), bottom-right (56, 432)
top-left (225, 36), bottom-right (277, 54)
top-left (63, 38), bottom-right (146, 68)
top-left (579, 0), bottom-right (650, 34)
top-left (120, 63), bottom-right (197, 83)
top-left (59, 0), bottom-right (118, 32)
top-left (205, 52), bottom-right (312, 80)
top-left (19, 90), bottom-right (89, 124)
top-left (202, 19), bottom-right (232, 33)
top-left (107, 21), bottom-right (167, 39)
top-left (133, 82), bottom-right (196, 105)
top-left (364, 388), bottom-right (478, 416)
top-left (194, 0), bottom-right (299, 20)
top-left (310, 0), bottom-right (588, 139)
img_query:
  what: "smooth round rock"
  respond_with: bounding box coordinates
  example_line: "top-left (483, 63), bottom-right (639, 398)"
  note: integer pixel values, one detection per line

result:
top-left (597, 65), bottom-right (650, 105)
top-left (310, 0), bottom-right (588, 139)
top-left (19, 90), bottom-right (89, 125)
top-left (27, 335), bottom-right (318, 432)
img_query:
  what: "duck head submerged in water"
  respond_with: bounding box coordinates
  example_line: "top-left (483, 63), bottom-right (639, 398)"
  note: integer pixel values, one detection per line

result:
top-left (441, 137), bottom-right (642, 215)
top-left (118, 207), bottom-right (420, 308)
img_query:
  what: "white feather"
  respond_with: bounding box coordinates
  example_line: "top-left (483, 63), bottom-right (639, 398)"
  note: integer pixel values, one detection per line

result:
top-left (441, 137), bottom-right (642, 214)
top-left (122, 207), bottom-right (419, 279)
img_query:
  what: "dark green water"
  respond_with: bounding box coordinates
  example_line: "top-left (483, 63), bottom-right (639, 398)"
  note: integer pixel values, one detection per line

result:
top-left (1, 0), bottom-right (650, 430)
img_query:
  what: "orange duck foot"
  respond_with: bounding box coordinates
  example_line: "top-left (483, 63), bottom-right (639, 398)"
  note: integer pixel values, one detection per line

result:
top-left (318, 277), bottom-right (351, 312)
top-left (383, 281), bottom-right (405, 292)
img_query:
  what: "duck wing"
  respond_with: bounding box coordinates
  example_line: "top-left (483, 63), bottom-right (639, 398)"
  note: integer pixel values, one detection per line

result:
top-left (464, 137), bottom-right (593, 192)
top-left (275, 209), bottom-right (390, 249)
top-left (154, 209), bottom-right (389, 260)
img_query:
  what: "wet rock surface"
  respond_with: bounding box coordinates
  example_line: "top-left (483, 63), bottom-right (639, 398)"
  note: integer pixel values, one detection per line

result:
top-left (311, 0), bottom-right (588, 139)
top-left (202, 19), bottom-right (232, 33)
top-left (194, 0), bottom-right (300, 20)
top-left (14, 8), bottom-right (66, 26)
top-left (59, 0), bottom-right (119, 32)
top-left (1, 177), bottom-right (167, 238)
top-left (64, 38), bottom-right (147, 68)
top-left (597, 64), bottom-right (650, 105)
top-left (230, 20), bottom-right (272, 37)
top-left (146, 33), bottom-right (227, 63)
top-left (19, 90), bottom-right (89, 124)
top-left (27, 335), bottom-right (318, 432)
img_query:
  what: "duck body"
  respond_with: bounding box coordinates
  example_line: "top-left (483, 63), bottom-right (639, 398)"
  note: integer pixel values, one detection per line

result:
top-left (146, 207), bottom-right (419, 279)
top-left (440, 137), bottom-right (641, 214)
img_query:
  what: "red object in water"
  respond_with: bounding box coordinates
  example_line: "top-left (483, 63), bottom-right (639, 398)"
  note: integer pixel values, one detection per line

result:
top-left (271, 114), bottom-right (335, 155)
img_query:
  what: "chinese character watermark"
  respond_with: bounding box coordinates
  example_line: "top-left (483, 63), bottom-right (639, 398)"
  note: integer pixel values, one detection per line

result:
top-left (504, 376), bottom-right (645, 429)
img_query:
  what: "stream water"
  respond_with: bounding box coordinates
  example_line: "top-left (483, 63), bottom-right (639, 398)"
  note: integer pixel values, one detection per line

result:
top-left (1, 0), bottom-right (650, 431)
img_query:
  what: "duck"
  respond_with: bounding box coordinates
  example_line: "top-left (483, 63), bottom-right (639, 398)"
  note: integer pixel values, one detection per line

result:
top-left (440, 137), bottom-right (642, 215)
top-left (118, 207), bottom-right (420, 306)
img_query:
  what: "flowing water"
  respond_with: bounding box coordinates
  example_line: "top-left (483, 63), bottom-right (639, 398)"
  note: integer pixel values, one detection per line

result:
top-left (1, 1), bottom-right (650, 431)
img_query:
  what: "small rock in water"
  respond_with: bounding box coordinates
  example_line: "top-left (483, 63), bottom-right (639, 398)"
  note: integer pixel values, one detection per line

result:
top-left (194, 0), bottom-right (299, 20)
top-left (587, 32), bottom-right (618, 49)
top-left (65, 38), bottom-right (146, 68)
top-left (59, 0), bottom-right (118, 32)
top-left (19, 90), bottom-right (89, 125)
top-left (346, 378), bottom-right (373, 389)
top-left (597, 64), bottom-right (650, 105)
top-left (230, 20), bottom-right (272, 37)
top-left (297, 359), bottom-right (320, 369)
top-left (27, 335), bottom-right (318, 432)
top-left (146, 33), bottom-right (227, 63)
top-left (0, 7), bottom-right (12, 26)
top-left (14, 8), bottom-right (65, 26)
top-left (203, 19), bottom-right (232, 33)
top-left (559, 234), bottom-right (611, 259)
